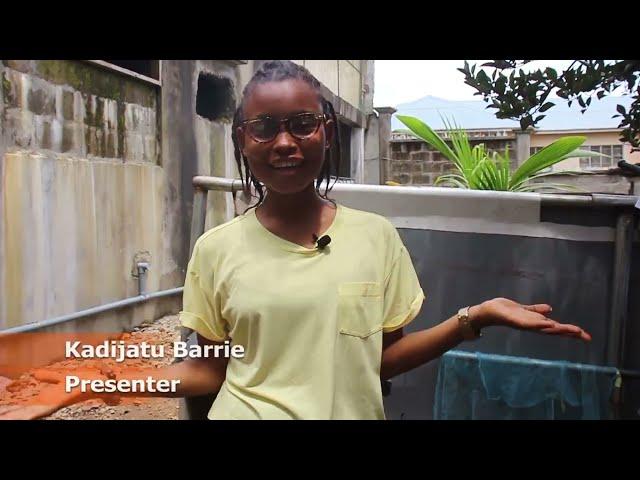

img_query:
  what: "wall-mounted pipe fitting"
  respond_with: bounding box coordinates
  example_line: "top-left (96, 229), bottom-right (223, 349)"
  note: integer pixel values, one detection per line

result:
top-left (136, 262), bottom-right (150, 295)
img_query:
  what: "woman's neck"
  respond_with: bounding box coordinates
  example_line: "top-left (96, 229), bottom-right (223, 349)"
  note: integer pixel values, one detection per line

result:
top-left (259, 184), bottom-right (329, 223)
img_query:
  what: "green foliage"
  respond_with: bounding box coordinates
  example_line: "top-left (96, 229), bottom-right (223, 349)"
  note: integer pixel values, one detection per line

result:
top-left (459, 60), bottom-right (640, 151)
top-left (397, 115), bottom-right (596, 192)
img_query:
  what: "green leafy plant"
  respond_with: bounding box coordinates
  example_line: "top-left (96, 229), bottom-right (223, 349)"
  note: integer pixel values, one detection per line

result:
top-left (396, 115), bottom-right (599, 192)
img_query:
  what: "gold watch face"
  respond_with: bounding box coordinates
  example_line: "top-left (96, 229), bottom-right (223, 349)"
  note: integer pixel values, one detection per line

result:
top-left (458, 308), bottom-right (479, 340)
top-left (458, 306), bottom-right (482, 340)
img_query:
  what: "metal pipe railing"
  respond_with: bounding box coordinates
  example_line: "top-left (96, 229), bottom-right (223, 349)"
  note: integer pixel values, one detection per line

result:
top-left (192, 176), bottom-right (243, 193)
top-left (540, 193), bottom-right (639, 209)
top-left (192, 175), bottom-right (640, 209)
top-left (1, 287), bottom-right (184, 335)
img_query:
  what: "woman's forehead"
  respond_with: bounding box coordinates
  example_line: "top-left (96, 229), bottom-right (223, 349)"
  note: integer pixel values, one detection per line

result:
top-left (243, 79), bottom-right (323, 118)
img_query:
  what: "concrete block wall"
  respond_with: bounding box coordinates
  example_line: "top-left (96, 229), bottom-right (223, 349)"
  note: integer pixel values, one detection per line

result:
top-left (1, 60), bottom-right (159, 163)
top-left (387, 138), bottom-right (516, 185)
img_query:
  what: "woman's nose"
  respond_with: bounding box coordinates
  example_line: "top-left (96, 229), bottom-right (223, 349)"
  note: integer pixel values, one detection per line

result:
top-left (272, 128), bottom-right (297, 153)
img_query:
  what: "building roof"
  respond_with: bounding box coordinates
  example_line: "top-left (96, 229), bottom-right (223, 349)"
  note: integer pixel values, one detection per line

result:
top-left (390, 94), bottom-right (634, 132)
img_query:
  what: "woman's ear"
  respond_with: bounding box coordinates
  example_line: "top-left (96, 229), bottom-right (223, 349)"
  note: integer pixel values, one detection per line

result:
top-left (323, 118), bottom-right (335, 149)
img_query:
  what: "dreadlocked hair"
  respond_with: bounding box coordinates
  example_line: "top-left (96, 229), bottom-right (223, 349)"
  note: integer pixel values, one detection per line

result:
top-left (231, 60), bottom-right (341, 211)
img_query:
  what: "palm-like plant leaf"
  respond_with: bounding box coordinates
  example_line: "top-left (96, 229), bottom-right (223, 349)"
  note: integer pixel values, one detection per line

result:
top-left (397, 115), bottom-right (589, 193)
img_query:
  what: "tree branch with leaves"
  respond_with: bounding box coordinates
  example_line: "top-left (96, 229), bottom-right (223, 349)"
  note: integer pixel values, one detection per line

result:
top-left (459, 60), bottom-right (640, 151)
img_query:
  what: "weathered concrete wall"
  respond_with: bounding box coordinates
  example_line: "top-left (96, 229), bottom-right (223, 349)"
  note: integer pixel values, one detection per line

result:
top-left (0, 60), bottom-right (158, 330)
top-left (377, 107), bottom-right (396, 184)
top-left (0, 59), bottom-right (369, 335)
top-left (2, 151), bottom-right (169, 329)
top-left (361, 63), bottom-right (379, 185)
top-left (362, 61), bottom-right (374, 115)
top-left (1, 60), bottom-right (159, 162)
top-left (160, 60), bottom-right (241, 278)
top-left (0, 60), bottom-right (244, 332)
top-left (532, 171), bottom-right (635, 195)
top-left (363, 113), bottom-right (380, 185)
top-left (294, 60), bottom-right (366, 111)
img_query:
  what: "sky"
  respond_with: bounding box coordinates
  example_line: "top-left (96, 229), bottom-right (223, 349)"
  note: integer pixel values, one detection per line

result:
top-left (373, 60), bottom-right (581, 107)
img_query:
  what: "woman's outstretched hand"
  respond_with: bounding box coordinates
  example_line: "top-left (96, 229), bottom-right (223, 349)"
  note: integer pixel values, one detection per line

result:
top-left (0, 365), bottom-right (119, 420)
top-left (472, 298), bottom-right (591, 342)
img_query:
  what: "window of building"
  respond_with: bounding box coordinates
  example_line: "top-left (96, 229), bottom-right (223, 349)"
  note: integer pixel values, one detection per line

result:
top-left (579, 145), bottom-right (623, 170)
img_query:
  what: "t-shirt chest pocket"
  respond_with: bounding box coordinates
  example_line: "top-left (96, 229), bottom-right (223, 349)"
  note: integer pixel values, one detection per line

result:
top-left (337, 282), bottom-right (383, 338)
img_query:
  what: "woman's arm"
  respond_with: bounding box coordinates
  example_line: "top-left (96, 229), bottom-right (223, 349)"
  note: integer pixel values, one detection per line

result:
top-left (113, 334), bottom-right (228, 398)
top-left (380, 298), bottom-right (591, 380)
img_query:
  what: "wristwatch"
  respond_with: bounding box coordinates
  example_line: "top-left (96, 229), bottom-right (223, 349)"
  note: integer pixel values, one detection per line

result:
top-left (457, 306), bottom-right (482, 341)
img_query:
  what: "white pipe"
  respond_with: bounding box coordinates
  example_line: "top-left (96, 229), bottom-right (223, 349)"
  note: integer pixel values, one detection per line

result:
top-left (192, 176), bottom-right (639, 209)
top-left (1, 287), bottom-right (184, 335)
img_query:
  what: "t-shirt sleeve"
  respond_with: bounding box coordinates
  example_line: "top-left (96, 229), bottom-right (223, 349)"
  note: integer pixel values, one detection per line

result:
top-left (179, 242), bottom-right (229, 342)
top-left (382, 226), bottom-right (426, 333)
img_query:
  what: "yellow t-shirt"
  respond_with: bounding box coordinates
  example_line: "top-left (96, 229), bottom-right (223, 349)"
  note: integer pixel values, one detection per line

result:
top-left (179, 203), bottom-right (425, 419)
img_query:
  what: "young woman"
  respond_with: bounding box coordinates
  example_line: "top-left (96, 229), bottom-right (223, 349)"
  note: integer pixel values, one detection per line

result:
top-left (1, 60), bottom-right (591, 420)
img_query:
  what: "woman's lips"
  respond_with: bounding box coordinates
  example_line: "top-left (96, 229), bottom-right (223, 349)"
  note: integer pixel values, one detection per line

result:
top-left (269, 158), bottom-right (304, 170)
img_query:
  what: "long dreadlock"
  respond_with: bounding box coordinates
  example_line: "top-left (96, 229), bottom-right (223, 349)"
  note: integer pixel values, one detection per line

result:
top-left (231, 60), bottom-right (341, 211)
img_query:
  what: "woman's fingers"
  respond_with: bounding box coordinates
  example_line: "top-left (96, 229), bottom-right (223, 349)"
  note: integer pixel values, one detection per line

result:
top-left (523, 304), bottom-right (553, 315)
top-left (512, 305), bottom-right (591, 342)
top-left (511, 310), bottom-right (555, 330)
top-left (540, 322), bottom-right (591, 342)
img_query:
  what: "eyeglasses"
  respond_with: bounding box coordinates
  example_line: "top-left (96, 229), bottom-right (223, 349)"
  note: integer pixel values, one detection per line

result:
top-left (240, 112), bottom-right (326, 143)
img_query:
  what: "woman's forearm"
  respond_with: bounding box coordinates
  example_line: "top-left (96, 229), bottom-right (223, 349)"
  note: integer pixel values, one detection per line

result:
top-left (380, 305), bottom-right (482, 380)
top-left (380, 296), bottom-right (590, 380)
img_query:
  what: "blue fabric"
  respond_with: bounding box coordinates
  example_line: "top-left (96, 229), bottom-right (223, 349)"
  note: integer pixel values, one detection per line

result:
top-left (434, 351), bottom-right (619, 420)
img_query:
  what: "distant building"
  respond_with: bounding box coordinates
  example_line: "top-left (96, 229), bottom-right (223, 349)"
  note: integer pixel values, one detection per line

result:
top-left (384, 95), bottom-right (639, 194)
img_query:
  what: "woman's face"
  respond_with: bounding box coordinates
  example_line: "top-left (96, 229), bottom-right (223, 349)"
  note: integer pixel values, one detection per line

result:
top-left (238, 79), bottom-right (333, 195)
